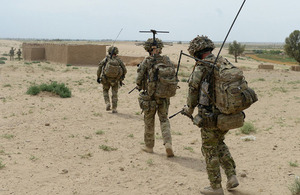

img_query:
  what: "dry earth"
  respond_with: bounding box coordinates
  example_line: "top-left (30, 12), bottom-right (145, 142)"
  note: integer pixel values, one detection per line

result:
top-left (0, 40), bottom-right (300, 195)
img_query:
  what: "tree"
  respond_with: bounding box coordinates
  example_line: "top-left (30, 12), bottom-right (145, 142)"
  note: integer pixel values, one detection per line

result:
top-left (228, 40), bottom-right (245, 63)
top-left (284, 30), bottom-right (300, 65)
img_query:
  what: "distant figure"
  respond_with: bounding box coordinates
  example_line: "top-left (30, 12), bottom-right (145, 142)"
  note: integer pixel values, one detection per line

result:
top-left (16, 49), bottom-right (22, 61)
top-left (96, 46), bottom-right (127, 113)
top-left (9, 47), bottom-right (16, 61)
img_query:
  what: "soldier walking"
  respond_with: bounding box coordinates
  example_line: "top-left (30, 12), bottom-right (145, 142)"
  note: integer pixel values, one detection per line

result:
top-left (9, 47), bottom-right (16, 61)
top-left (97, 46), bottom-right (127, 113)
top-left (136, 38), bottom-right (176, 157)
top-left (181, 36), bottom-right (239, 195)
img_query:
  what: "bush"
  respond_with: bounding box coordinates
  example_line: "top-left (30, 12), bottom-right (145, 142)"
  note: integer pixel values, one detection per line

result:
top-left (0, 60), bottom-right (5, 64)
top-left (26, 82), bottom-right (71, 98)
top-left (0, 57), bottom-right (7, 60)
top-left (289, 177), bottom-right (300, 195)
top-left (240, 122), bottom-right (256, 134)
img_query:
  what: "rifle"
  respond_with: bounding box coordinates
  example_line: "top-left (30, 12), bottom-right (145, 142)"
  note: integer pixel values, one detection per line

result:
top-left (169, 108), bottom-right (193, 120)
top-left (173, 0), bottom-right (247, 118)
top-left (128, 86), bottom-right (138, 94)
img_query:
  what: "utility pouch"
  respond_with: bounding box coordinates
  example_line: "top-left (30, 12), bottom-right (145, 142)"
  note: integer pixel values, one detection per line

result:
top-left (138, 92), bottom-right (151, 111)
top-left (217, 112), bottom-right (245, 131)
top-left (202, 111), bottom-right (217, 129)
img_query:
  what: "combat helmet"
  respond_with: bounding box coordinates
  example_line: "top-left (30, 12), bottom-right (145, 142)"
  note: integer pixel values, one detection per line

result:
top-left (108, 46), bottom-right (119, 55)
top-left (188, 35), bottom-right (215, 57)
top-left (143, 38), bottom-right (164, 54)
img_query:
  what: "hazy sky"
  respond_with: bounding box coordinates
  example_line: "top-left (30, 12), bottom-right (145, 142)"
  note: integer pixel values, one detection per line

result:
top-left (1, 0), bottom-right (299, 42)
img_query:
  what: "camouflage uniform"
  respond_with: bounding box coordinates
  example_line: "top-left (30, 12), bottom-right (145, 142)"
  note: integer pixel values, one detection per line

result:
top-left (136, 55), bottom-right (172, 148)
top-left (185, 36), bottom-right (237, 191)
top-left (9, 47), bottom-right (15, 61)
top-left (16, 49), bottom-right (22, 61)
top-left (136, 38), bottom-right (173, 156)
top-left (97, 47), bottom-right (127, 112)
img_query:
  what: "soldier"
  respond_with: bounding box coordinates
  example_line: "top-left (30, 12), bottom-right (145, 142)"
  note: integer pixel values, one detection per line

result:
top-left (9, 47), bottom-right (16, 61)
top-left (181, 35), bottom-right (239, 195)
top-left (16, 49), bottom-right (22, 61)
top-left (97, 46), bottom-right (127, 113)
top-left (136, 38), bottom-right (175, 157)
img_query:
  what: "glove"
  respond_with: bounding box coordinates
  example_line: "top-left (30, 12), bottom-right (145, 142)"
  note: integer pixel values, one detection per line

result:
top-left (97, 78), bottom-right (101, 84)
top-left (136, 85), bottom-right (142, 91)
top-left (181, 106), bottom-right (194, 119)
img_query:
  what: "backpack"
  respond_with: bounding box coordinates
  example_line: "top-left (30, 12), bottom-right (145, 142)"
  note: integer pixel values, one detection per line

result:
top-left (103, 57), bottom-right (123, 79)
top-left (147, 58), bottom-right (178, 98)
top-left (212, 57), bottom-right (258, 115)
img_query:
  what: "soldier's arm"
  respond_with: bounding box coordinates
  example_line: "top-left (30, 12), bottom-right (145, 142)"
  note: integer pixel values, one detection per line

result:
top-left (97, 57), bottom-right (107, 78)
top-left (186, 66), bottom-right (204, 114)
top-left (119, 59), bottom-right (127, 77)
top-left (136, 57), bottom-right (148, 88)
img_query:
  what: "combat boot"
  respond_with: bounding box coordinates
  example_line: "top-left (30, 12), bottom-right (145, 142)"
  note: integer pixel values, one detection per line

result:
top-left (165, 143), bottom-right (174, 157)
top-left (227, 175), bottom-right (239, 190)
top-left (106, 104), bottom-right (111, 111)
top-left (200, 186), bottom-right (224, 195)
top-left (112, 108), bottom-right (118, 113)
top-left (141, 146), bottom-right (153, 153)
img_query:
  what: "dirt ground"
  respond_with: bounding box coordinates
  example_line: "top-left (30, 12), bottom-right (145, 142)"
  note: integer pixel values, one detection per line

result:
top-left (0, 40), bottom-right (300, 195)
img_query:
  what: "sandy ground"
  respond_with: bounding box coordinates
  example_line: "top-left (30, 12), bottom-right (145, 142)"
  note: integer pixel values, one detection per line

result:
top-left (0, 40), bottom-right (300, 195)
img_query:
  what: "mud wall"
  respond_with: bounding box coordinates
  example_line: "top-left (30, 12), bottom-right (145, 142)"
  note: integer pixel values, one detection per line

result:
top-left (67, 45), bottom-right (106, 65)
top-left (22, 43), bottom-right (106, 65)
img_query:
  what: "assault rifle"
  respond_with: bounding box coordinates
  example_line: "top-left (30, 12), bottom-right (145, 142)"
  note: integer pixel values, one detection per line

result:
top-left (169, 0), bottom-right (246, 119)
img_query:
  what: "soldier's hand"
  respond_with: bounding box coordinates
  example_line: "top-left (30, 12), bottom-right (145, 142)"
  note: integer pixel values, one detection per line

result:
top-left (181, 106), bottom-right (193, 119)
top-left (97, 78), bottom-right (101, 84)
top-left (136, 85), bottom-right (142, 91)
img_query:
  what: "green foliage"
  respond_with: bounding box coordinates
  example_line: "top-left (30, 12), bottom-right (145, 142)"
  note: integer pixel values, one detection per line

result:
top-left (95, 130), bottom-right (104, 135)
top-left (289, 161), bottom-right (299, 167)
top-left (0, 57), bottom-right (7, 60)
top-left (284, 30), bottom-right (300, 64)
top-left (26, 81), bottom-right (71, 98)
top-left (228, 40), bottom-right (245, 62)
top-left (239, 122), bottom-right (256, 134)
top-left (0, 60), bottom-right (5, 64)
top-left (289, 177), bottom-right (300, 195)
top-left (99, 145), bottom-right (117, 151)
top-left (2, 134), bottom-right (15, 139)
top-left (0, 161), bottom-right (5, 169)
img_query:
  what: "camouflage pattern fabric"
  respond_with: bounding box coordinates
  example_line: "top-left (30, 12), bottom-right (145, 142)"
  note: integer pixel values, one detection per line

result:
top-left (201, 127), bottom-right (236, 189)
top-left (136, 54), bottom-right (173, 148)
top-left (143, 38), bottom-right (164, 54)
top-left (186, 53), bottom-right (236, 189)
top-left (108, 46), bottom-right (119, 55)
top-left (142, 97), bottom-right (172, 147)
top-left (97, 55), bottom-right (127, 110)
top-left (102, 80), bottom-right (119, 109)
top-left (187, 35), bottom-right (215, 57)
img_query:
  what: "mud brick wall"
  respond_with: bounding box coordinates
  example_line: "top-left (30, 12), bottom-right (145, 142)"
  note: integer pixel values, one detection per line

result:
top-left (67, 45), bottom-right (106, 65)
top-left (22, 43), bottom-right (106, 65)
top-left (258, 64), bottom-right (274, 70)
top-left (291, 65), bottom-right (300, 71)
top-left (44, 44), bottom-right (68, 64)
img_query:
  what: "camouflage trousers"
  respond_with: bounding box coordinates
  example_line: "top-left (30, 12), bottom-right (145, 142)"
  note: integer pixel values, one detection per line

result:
top-left (201, 128), bottom-right (236, 189)
top-left (102, 80), bottom-right (119, 109)
top-left (143, 98), bottom-right (172, 148)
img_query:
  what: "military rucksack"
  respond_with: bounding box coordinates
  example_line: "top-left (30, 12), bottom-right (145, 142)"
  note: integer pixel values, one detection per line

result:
top-left (212, 57), bottom-right (258, 115)
top-left (103, 57), bottom-right (123, 79)
top-left (147, 57), bottom-right (178, 98)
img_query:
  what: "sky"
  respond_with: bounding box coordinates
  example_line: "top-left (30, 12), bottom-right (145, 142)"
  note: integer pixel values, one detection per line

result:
top-left (1, 0), bottom-right (299, 43)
